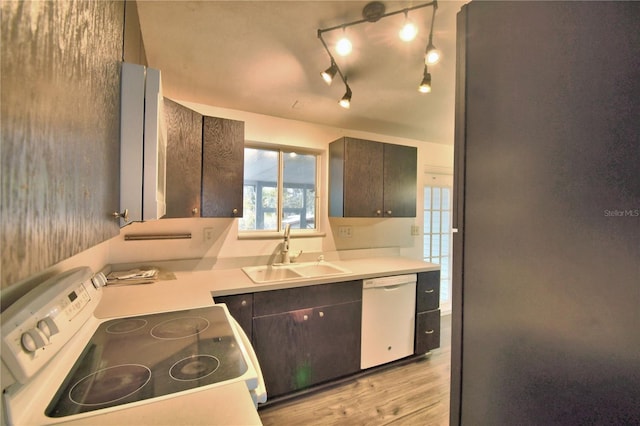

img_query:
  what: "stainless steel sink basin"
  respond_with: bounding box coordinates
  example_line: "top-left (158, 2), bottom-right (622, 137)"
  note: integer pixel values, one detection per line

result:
top-left (242, 261), bottom-right (351, 283)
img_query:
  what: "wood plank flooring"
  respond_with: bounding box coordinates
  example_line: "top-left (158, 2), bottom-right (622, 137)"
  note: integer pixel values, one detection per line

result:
top-left (259, 314), bottom-right (451, 426)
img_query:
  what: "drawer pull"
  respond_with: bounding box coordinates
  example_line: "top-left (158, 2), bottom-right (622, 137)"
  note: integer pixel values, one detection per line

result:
top-left (303, 314), bottom-right (309, 321)
top-left (241, 300), bottom-right (247, 306)
top-left (424, 289), bottom-right (435, 293)
top-left (425, 330), bottom-right (435, 334)
top-left (318, 311), bottom-right (324, 318)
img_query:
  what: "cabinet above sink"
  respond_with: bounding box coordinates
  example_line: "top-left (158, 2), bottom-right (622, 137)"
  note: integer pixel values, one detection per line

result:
top-left (163, 99), bottom-right (244, 218)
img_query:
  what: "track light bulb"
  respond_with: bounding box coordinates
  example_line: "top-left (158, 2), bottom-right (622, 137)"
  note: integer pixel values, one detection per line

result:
top-left (399, 13), bottom-right (418, 42)
top-left (425, 40), bottom-right (440, 65)
top-left (418, 69), bottom-right (432, 93)
top-left (321, 63), bottom-right (338, 85)
top-left (336, 37), bottom-right (352, 56)
top-left (339, 85), bottom-right (352, 109)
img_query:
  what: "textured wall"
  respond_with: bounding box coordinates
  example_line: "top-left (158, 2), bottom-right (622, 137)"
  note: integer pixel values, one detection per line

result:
top-left (1, 1), bottom-right (124, 289)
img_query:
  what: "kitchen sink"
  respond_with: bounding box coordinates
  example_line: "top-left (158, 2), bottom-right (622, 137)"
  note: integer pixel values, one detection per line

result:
top-left (292, 263), bottom-right (349, 277)
top-left (242, 262), bottom-right (351, 283)
top-left (242, 266), bottom-right (304, 283)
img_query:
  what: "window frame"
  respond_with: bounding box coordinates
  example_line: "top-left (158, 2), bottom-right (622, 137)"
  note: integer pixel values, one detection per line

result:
top-left (238, 143), bottom-right (323, 240)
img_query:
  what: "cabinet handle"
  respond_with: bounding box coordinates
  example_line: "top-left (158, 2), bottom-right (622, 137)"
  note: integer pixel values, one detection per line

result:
top-left (424, 289), bottom-right (435, 293)
top-left (192, 207), bottom-right (199, 215)
top-left (425, 330), bottom-right (435, 334)
top-left (232, 208), bottom-right (238, 215)
top-left (241, 300), bottom-right (247, 306)
top-left (303, 314), bottom-right (309, 321)
top-left (112, 209), bottom-right (129, 221)
top-left (376, 210), bottom-right (382, 216)
top-left (318, 311), bottom-right (324, 318)
top-left (386, 210), bottom-right (392, 216)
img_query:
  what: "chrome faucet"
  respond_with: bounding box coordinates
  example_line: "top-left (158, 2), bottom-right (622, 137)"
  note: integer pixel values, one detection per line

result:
top-left (282, 223), bottom-right (291, 264)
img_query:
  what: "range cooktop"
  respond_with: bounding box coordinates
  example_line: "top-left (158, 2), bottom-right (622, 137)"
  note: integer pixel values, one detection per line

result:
top-left (46, 305), bottom-right (248, 418)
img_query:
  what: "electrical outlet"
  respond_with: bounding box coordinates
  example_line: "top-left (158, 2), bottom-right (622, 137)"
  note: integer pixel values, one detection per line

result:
top-left (338, 226), bottom-right (353, 238)
top-left (411, 225), bottom-right (420, 236)
top-left (203, 227), bottom-right (214, 242)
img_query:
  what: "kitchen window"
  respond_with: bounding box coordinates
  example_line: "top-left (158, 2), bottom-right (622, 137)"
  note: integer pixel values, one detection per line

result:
top-left (239, 146), bottom-right (318, 233)
top-left (424, 180), bottom-right (453, 311)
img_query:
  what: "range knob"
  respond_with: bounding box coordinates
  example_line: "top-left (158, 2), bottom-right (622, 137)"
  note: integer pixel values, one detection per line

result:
top-left (21, 328), bottom-right (47, 353)
top-left (91, 272), bottom-right (107, 289)
top-left (37, 316), bottom-right (60, 339)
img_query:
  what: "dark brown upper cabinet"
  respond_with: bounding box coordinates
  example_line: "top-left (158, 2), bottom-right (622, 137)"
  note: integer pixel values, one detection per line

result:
top-left (164, 99), bottom-right (243, 218)
top-left (201, 117), bottom-right (243, 217)
top-left (329, 137), bottom-right (417, 217)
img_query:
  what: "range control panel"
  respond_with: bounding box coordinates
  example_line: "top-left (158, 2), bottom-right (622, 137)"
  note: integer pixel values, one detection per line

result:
top-left (0, 267), bottom-right (104, 384)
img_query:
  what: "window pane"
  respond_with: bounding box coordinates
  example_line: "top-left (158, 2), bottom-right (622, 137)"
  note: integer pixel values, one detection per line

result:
top-left (441, 257), bottom-right (449, 279)
top-left (432, 236), bottom-right (440, 257)
top-left (424, 187), bottom-right (431, 209)
top-left (441, 233), bottom-right (450, 255)
top-left (283, 151), bottom-right (316, 229)
top-left (240, 148), bottom-right (278, 231)
top-left (432, 188), bottom-right (441, 210)
top-left (432, 211), bottom-right (441, 234)
top-left (441, 211), bottom-right (450, 233)
top-left (442, 188), bottom-right (451, 210)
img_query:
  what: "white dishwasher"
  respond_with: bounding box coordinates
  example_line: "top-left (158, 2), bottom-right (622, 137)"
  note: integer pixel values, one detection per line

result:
top-left (361, 274), bottom-right (417, 369)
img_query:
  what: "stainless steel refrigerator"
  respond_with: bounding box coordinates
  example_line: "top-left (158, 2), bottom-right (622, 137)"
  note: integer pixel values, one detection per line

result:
top-left (451, 2), bottom-right (640, 425)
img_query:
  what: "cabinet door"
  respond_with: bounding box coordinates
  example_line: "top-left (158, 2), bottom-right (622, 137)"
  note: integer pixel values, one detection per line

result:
top-left (417, 271), bottom-right (440, 312)
top-left (307, 301), bottom-right (361, 387)
top-left (164, 98), bottom-right (202, 217)
top-left (330, 137), bottom-right (384, 217)
top-left (253, 301), bottom-right (361, 398)
top-left (215, 294), bottom-right (253, 340)
top-left (201, 117), bottom-right (244, 217)
top-left (383, 143), bottom-right (417, 217)
top-left (415, 309), bottom-right (441, 354)
top-left (344, 138), bottom-right (384, 217)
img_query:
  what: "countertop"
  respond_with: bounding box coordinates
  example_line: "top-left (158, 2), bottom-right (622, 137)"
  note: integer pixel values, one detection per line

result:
top-left (95, 256), bottom-right (439, 319)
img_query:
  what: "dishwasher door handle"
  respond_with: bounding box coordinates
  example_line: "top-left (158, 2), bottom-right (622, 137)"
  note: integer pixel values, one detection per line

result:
top-left (381, 284), bottom-right (402, 291)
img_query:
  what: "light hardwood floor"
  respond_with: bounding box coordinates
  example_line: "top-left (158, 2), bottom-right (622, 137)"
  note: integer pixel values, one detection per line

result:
top-left (259, 315), bottom-right (451, 426)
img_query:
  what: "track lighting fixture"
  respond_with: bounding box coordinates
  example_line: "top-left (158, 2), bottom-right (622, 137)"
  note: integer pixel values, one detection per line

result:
top-left (317, 1), bottom-right (440, 109)
top-left (425, 36), bottom-right (441, 65)
top-left (418, 66), bottom-right (432, 93)
top-left (399, 11), bottom-right (418, 42)
top-left (335, 29), bottom-right (353, 56)
top-left (339, 83), bottom-right (352, 109)
top-left (321, 61), bottom-right (338, 85)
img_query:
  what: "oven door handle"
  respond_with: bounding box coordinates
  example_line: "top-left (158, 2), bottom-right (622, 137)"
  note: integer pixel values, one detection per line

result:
top-left (232, 318), bottom-right (267, 405)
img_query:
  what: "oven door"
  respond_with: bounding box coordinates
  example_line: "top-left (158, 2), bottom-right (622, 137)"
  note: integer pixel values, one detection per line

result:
top-left (231, 317), bottom-right (266, 406)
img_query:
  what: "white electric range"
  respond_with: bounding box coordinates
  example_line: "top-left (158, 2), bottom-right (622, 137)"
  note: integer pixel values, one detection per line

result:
top-left (1, 267), bottom-right (266, 425)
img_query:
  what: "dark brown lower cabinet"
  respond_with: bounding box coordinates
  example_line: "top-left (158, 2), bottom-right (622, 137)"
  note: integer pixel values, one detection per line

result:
top-left (214, 293), bottom-right (253, 340)
top-left (415, 271), bottom-right (441, 354)
top-left (415, 309), bottom-right (441, 353)
top-left (253, 301), bottom-right (361, 398)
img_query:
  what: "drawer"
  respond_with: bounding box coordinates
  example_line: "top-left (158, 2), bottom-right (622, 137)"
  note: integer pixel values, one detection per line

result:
top-left (253, 280), bottom-right (361, 317)
top-left (416, 271), bottom-right (440, 312)
top-left (415, 309), bottom-right (440, 354)
top-left (215, 293), bottom-right (253, 339)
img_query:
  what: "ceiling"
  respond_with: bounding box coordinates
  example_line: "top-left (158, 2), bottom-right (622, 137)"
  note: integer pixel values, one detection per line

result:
top-left (136, 1), bottom-right (467, 145)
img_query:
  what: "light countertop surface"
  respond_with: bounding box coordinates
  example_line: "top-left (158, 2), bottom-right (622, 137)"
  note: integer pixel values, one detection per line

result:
top-left (95, 256), bottom-right (439, 319)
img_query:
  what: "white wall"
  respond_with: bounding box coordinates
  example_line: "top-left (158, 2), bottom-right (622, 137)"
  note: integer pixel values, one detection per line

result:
top-left (108, 102), bottom-right (454, 268)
